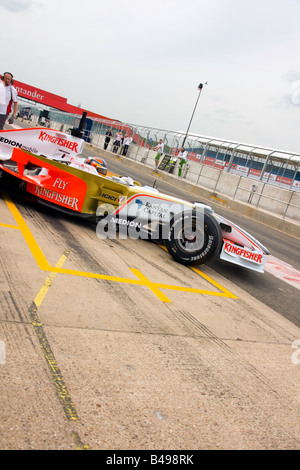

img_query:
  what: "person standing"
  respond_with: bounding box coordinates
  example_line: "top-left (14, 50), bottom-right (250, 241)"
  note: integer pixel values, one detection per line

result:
top-left (104, 128), bottom-right (112, 150)
top-left (177, 147), bottom-right (188, 177)
top-left (152, 139), bottom-right (164, 169)
top-left (0, 72), bottom-right (18, 130)
top-left (122, 134), bottom-right (132, 156)
top-left (113, 131), bottom-right (123, 154)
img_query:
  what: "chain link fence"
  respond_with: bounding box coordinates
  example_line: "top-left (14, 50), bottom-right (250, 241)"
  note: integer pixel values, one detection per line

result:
top-left (18, 104), bottom-right (300, 222)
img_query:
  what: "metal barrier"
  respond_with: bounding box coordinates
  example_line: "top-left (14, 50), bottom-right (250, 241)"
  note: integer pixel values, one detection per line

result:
top-left (18, 105), bottom-right (300, 222)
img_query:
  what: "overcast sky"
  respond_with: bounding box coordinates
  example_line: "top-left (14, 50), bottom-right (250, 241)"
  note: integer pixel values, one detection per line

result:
top-left (1, 0), bottom-right (299, 153)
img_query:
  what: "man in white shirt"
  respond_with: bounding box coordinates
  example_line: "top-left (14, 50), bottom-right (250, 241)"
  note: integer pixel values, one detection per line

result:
top-left (153, 139), bottom-right (164, 169)
top-left (0, 72), bottom-right (18, 130)
top-left (122, 134), bottom-right (132, 156)
top-left (177, 147), bottom-right (188, 177)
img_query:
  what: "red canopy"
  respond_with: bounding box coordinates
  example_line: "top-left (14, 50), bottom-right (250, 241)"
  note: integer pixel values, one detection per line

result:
top-left (3, 76), bottom-right (114, 122)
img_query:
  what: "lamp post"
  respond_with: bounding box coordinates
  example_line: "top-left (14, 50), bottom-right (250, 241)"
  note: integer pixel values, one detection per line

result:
top-left (182, 82), bottom-right (206, 147)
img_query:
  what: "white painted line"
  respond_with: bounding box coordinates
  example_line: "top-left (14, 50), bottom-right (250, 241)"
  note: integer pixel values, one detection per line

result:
top-left (265, 255), bottom-right (300, 290)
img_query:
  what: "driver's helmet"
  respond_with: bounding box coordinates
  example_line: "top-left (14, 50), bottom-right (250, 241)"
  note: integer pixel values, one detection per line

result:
top-left (85, 157), bottom-right (107, 176)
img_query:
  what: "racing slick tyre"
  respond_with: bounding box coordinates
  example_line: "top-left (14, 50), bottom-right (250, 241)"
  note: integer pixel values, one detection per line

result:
top-left (165, 211), bottom-right (222, 266)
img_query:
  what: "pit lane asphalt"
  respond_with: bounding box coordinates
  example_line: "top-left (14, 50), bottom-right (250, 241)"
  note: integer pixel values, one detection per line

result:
top-left (82, 144), bottom-right (300, 327)
top-left (1, 123), bottom-right (300, 450)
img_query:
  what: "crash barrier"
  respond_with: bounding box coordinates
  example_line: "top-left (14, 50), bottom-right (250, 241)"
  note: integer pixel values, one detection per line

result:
top-left (18, 106), bottom-right (300, 223)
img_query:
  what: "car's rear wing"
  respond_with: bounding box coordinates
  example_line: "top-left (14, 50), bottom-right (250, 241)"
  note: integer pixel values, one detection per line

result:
top-left (0, 127), bottom-right (84, 161)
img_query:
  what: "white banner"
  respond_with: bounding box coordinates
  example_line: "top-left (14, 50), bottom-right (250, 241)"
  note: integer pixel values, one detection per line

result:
top-left (0, 127), bottom-right (84, 161)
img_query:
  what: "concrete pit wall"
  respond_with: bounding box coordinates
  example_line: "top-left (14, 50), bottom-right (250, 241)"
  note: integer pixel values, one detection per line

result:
top-left (91, 133), bottom-right (300, 224)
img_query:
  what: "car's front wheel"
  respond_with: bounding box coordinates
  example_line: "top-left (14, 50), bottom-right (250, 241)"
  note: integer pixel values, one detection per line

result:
top-left (165, 211), bottom-right (222, 266)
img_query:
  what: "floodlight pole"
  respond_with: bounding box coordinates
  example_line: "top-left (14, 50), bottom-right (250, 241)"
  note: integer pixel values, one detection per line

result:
top-left (182, 83), bottom-right (205, 147)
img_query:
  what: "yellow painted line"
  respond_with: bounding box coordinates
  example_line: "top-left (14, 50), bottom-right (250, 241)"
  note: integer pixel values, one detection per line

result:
top-left (210, 195), bottom-right (227, 204)
top-left (47, 266), bottom-right (237, 300)
top-left (130, 268), bottom-right (172, 303)
top-left (191, 267), bottom-right (239, 299)
top-left (72, 432), bottom-right (91, 450)
top-left (47, 265), bottom-right (237, 300)
top-left (50, 266), bottom-right (142, 284)
top-left (28, 250), bottom-right (91, 449)
top-left (159, 245), bottom-right (238, 299)
top-left (2, 192), bottom-right (237, 301)
top-left (3, 193), bottom-right (52, 271)
top-left (0, 222), bottom-right (20, 229)
top-left (28, 250), bottom-right (79, 422)
top-left (33, 251), bottom-right (70, 307)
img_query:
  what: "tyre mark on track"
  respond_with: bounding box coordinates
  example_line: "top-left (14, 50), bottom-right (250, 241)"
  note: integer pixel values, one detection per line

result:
top-left (28, 250), bottom-right (77, 420)
top-left (27, 249), bottom-right (91, 449)
top-left (164, 304), bottom-right (284, 400)
top-left (4, 194), bottom-right (238, 304)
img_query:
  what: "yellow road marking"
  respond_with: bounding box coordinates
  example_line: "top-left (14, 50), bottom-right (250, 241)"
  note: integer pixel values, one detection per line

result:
top-left (2, 192), bottom-right (238, 301)
top-left (3, 193), bottom-right (52, 271)
top-left (28, 249), bottom-right (91, 449)
top-left (191, 267), bottom-right (238, 298)
top-left (33, 252), bottom-right (70, 308)
top-left (210, 195), bottom-right (227, 204)
top-left (131, 268), bottom-right (172, 303)
top-left (1, 192), bottom-right (238, 449)
top-left (28, 250), bottom-right (78, 421)
top-left (0, 222), bottom-right (20, 229)
top-left (72, 432), bottom-right (91, 450)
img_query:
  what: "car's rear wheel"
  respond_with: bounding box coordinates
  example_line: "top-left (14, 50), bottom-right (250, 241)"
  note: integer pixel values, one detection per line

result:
top-left (165, 211), bottom-right (222, 266)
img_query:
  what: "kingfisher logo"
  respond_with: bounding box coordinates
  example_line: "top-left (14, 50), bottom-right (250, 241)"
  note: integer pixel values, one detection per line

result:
top-left (38, 131), bottom-right (79, 152)
top-left (224, 241), bottom-right (262, 263)
top-left (34, 185), bottom-right (79, 210)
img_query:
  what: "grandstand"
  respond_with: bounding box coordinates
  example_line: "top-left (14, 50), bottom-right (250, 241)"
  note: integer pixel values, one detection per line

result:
top-left (15, 103), bottom-right (300, 222)
top-left (17, 103), bottom-right (300, 191)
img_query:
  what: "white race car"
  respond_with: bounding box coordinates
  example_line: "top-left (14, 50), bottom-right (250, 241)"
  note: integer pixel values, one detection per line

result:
top-left (0, 127), bottom-right (269, 273)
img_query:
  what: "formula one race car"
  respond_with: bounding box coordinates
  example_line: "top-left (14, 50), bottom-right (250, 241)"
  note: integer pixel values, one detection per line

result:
top-left (0, 127), bottom-right (269, 273)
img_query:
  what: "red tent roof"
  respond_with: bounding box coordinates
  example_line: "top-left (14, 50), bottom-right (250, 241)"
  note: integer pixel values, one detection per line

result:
top-left (5, 76), bottom-right (115, 122)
